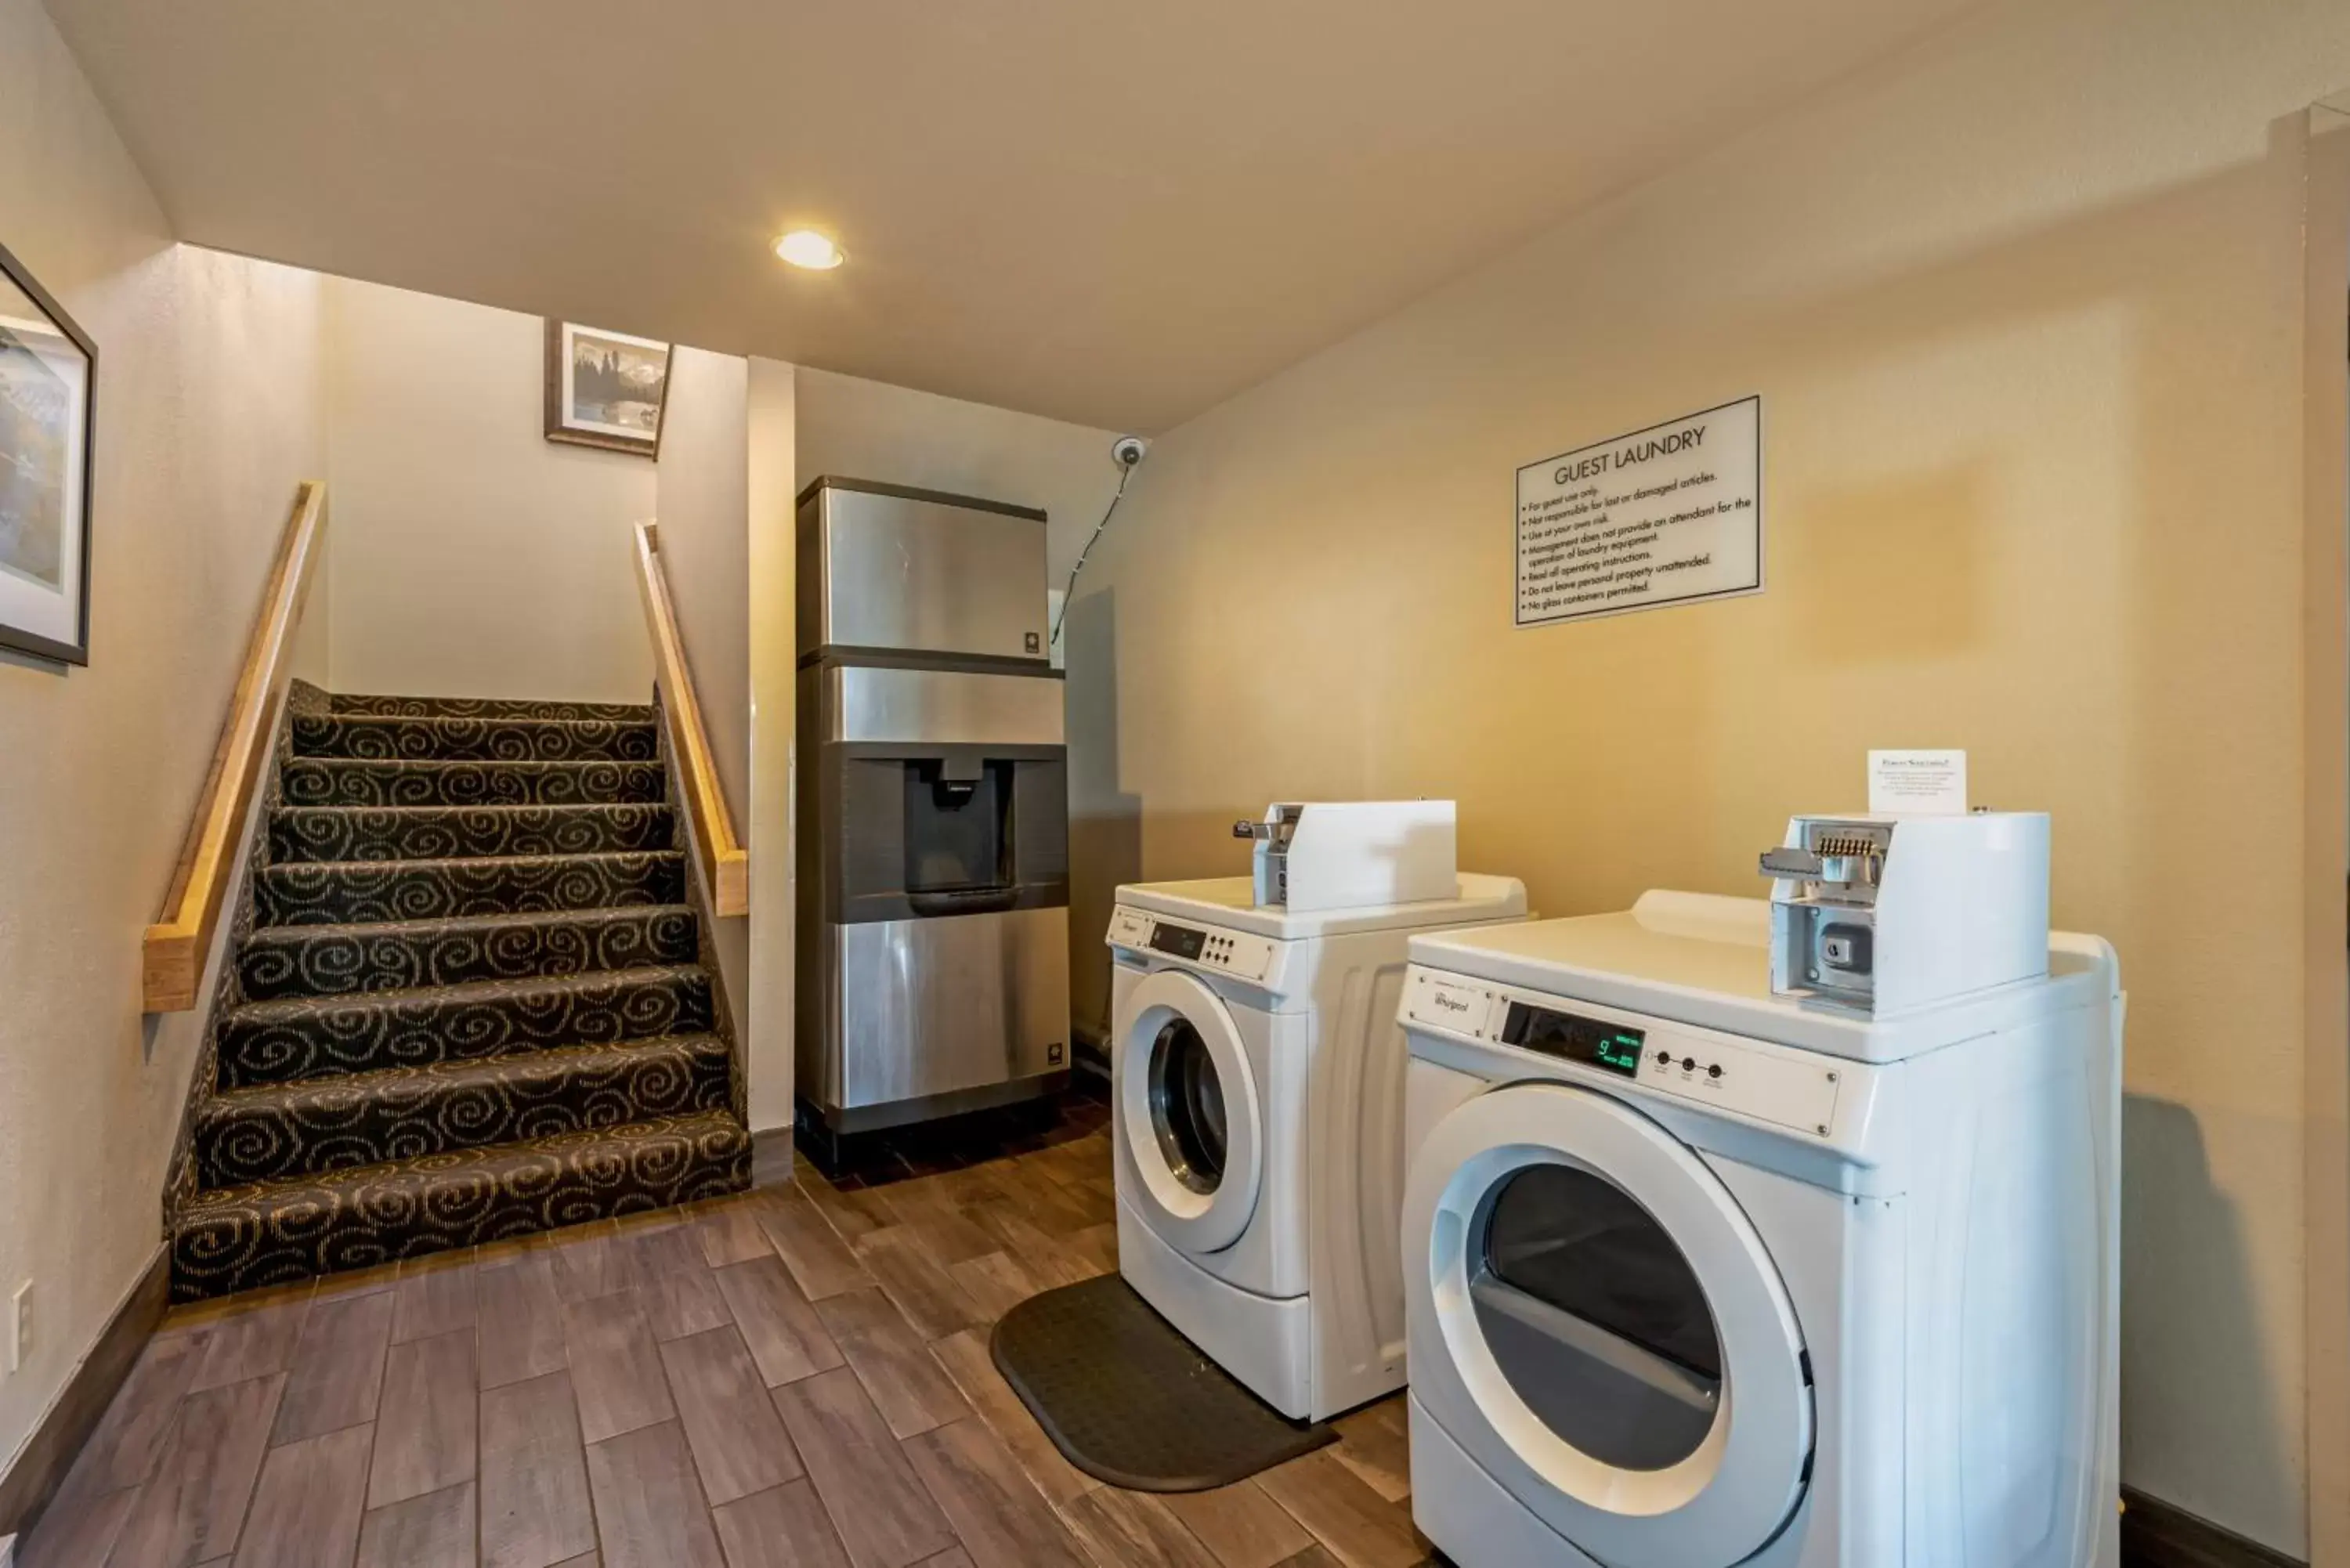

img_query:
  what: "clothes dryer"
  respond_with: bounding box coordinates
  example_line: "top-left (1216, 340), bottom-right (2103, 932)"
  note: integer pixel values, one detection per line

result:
top-left (1397, 890), bottom-right (2121, 1567)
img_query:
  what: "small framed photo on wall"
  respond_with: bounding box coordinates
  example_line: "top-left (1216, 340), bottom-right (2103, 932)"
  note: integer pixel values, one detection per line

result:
top-left (0, 239), bottom-right (96, 665)
top-left (544, 320), bottom-right (672, 459)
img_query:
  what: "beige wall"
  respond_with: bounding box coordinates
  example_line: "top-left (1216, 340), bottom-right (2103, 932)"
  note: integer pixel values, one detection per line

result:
top-left (745, 360), bottom-right (798, 1134)
top-left (0, 0), bottom-right (326, 1483)
top-left (321, 278), bottom-right (654, 704)
top-left (796, 369), bottom-right (1127, 586)
top-left (652, 346), bottom-right (757, 1110)
top-left (1073, 0), bottom-right (2350, 1551)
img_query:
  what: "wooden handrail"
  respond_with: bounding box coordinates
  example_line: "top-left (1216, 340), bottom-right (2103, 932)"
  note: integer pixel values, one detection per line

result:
top-left (632, 522), bottom-right (749, 917)
top-left (143, 481), bottom-right (328, 1012)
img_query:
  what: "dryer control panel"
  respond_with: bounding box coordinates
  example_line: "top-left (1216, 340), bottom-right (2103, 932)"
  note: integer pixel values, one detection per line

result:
top-left (1106, 906), bottom-right (1278, 985)
top-left (1401, 968), bottom-right (1846, 1139)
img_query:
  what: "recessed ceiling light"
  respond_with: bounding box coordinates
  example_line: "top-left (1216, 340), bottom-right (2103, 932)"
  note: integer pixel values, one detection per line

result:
top-left (775, 230), bottom-right (845, 270)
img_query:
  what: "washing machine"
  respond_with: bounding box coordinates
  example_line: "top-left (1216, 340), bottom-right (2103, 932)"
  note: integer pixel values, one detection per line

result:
top-left (1108, 869), bottom-right (1527, 1420)
top-left (1397, 883), bottom-right (2122, 1568)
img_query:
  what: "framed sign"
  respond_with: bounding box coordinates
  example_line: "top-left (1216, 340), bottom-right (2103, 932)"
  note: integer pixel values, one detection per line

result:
top-left (1516, 396), bottom-right (1762, 628)
top-left (0, 238), bottom-right (96, 665)
top-left (544, 320), bottom-right (672, 458)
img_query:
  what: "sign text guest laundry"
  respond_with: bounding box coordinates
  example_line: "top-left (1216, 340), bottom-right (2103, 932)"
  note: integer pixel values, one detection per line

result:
top-left (1515, 397), bottom-right (1763, 627)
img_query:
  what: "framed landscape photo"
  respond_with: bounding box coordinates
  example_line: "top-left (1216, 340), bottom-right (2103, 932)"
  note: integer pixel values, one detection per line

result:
top-left (0, 239), bottom-right (96, 665)
top-left (544, 320), bottom-right (672, 458)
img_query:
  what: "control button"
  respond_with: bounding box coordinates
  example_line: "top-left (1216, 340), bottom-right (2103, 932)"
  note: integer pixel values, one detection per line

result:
top-left (1707, 1064), bottom-right (1723, 1080)
top-left (1681, 1056), bottom-right (1697, 1071)
top-left (1655, 1050), bottom-right (1672, 1066)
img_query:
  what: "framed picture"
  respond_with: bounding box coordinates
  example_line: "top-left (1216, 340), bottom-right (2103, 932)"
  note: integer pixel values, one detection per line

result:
top-left (0, 239), bottom-right (96, 665)
top-left (544, 320), bottom-right (672, 458)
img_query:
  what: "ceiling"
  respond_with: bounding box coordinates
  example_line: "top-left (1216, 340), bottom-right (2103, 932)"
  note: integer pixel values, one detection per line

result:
top-left (45, 0), bottom-right (1978, 432)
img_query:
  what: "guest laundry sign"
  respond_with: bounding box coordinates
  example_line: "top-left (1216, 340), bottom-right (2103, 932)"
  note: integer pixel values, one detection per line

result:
top-left (1516, 396), bottom-right (1762, 627)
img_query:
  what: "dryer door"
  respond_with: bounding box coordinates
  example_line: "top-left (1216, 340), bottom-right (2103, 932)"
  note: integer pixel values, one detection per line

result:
top-left (1403, 1082), bottom-right (1812, 1567)
top-left (1116, 968), bottom-right (1265, 1254)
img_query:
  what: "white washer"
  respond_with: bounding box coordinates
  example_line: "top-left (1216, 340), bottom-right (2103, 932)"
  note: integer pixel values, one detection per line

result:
top-left (1107, 873), bottom-right (1528, 1421)
top-left (1398, 892), bottom-right (2122, 1568)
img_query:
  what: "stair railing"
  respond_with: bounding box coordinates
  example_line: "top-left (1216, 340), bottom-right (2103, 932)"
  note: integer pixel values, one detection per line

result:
top-left (143, 480), bottom-right (328, 1012)
top-left (631, 521), bottom-right (748, 917)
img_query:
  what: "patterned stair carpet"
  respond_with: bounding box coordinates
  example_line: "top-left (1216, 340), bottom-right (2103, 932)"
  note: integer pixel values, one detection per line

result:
top-left (169, 690), bottom-right (750, 1302)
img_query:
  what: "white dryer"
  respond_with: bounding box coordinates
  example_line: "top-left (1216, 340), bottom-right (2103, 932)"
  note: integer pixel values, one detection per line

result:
top-left (1397, 891), bottom-right (2122, 1568)
top-left (1108, 872), bottom-right (1527, 1420)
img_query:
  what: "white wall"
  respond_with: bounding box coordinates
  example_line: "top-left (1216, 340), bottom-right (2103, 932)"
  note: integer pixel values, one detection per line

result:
top-left (0, 0), bottom-right (326, 1483)
top-left (1072, 0), bottom-right (2350, 1550)
top-left (322, 277), bottom-right (654, 704)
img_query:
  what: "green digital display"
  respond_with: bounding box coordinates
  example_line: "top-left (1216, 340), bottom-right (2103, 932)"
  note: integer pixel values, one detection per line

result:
top-left (1500, 1002), bottom-right (1646, 1078)
top-left (1593, 1032), bottom-right (1646, 1075)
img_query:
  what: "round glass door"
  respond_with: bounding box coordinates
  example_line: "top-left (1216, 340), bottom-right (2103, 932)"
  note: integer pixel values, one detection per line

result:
top-left (1401, 1081), bottom-right (1812, 1566)
top-left (1474, 1164), bottom-right (1722, 1472)
top-left (1116, 967), bottom-right (1264, 1253)
top-left (1148, 1017), bottom-right (1229, 1194)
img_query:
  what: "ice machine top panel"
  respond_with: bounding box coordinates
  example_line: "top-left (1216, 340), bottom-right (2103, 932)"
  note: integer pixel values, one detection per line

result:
top-left (1111, 872), bottom-right (1526, 939)
top-left (798, 477), bottom-right (1049, 664)
top-left (1405, 891), bottom-right (2117, 1066)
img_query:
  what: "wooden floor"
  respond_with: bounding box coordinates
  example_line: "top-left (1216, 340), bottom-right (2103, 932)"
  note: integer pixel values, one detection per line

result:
top-left (20, 1092), bottom-right (1431, 1568)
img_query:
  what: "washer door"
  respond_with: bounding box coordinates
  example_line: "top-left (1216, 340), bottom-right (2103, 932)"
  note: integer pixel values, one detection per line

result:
top-left (1403, 1082), bottom-right (1812, 1566)
top-left (1118, 968), bottom-right (1264, 1254)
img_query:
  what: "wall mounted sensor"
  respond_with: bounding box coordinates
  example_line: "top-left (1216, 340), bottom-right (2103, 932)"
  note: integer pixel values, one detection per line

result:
top-left (1054, 438), bottom-right (1150, 647)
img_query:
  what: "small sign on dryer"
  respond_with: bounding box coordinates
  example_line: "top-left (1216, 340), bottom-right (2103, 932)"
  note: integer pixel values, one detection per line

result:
top-left (1405, 973), bottom-right (1496, 1039)
top-left (1106, 908), bottom-right (1154, 950)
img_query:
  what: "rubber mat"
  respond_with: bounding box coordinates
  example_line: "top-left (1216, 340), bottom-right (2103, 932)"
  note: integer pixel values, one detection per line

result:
top-left (991, 1274), bottom-right (1338, 1491)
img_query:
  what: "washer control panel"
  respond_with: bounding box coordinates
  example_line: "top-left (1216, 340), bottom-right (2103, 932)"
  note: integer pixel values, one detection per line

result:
top-left (1106, 906), bottom-right (1276, 985)
top-left (1401, 968), bottom-right (1846, 1138)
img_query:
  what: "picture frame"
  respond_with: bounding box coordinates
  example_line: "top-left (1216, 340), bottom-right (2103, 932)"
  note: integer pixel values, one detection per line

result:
top-left (544, 320), bottom-right (673, 459)
top-left (0, 237), bottom-right (97, 666)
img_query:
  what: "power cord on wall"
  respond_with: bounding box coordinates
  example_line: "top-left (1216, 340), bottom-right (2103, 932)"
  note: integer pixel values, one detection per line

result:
top-left (1050, 435), bottom-right (1148, 651)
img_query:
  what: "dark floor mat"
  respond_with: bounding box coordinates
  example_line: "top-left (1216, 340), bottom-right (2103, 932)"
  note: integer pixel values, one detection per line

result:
top-left (991, 1274), bottom-right (1337, 1491)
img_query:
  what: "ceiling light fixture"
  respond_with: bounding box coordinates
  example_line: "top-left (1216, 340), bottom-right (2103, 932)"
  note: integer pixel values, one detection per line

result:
top-left (775, 229), bottom-right (845, 270)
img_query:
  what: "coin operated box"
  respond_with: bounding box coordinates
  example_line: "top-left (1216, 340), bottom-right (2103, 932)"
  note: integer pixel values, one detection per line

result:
top-left (1758, 811), bottom-right (2049, 1017)
top-left (1232, 800), bottom-right (1458, 912)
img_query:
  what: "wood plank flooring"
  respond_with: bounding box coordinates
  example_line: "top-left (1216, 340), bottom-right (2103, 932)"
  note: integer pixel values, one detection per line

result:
top-left (20, 1087), bottom-right (1434, 1568)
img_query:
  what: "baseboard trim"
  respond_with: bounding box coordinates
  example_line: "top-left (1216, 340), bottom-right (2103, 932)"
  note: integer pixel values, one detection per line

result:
top-left (750, 1125), bottom-right (795, 1190)
top-left (2122, 1487), bottom-right (2306, 1568)
top-left (0, 1245), bottom-right (171, 1542)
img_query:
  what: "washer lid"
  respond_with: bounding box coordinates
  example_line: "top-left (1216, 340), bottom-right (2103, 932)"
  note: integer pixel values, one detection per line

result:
top-left (1408, 891), bottom-right (2117, 1064)
top-left (1115, 873), bottom-right (1526, 939)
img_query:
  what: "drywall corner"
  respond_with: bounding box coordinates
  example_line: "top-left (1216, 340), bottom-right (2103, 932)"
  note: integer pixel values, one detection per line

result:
top-left (746, 357), bottom-right (798, 1133)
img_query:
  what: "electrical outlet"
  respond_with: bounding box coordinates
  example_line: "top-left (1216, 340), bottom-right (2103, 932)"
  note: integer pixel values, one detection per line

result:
top-left (7, 1281), bottom-right (29, 1374)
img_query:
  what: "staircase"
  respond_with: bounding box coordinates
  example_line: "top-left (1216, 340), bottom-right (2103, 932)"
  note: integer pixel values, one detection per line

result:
top-left (168, 688), bottom-right (750, 1301)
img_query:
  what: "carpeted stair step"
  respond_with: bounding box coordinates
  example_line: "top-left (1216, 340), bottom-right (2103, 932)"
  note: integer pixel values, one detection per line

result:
top-left (256, 849), bottom-right (685, 925)
top-left (169, 1110), bottom-right (751, 1301)
top-left (193, 1034), bottom-right (734, 1186)
top-left (268, 802), bottom-right (675, 862)
top-left (280, 757), bottom-right (666, 807)
top-left (292, 710), bottom-right (658, 762)
top-left (330, 692), bottom-right (654, 723)
top-left (237, 905), bottom-right (700, 1000)
top-left (217, 964), bottom-right (714, 1089)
